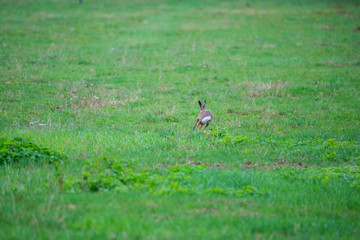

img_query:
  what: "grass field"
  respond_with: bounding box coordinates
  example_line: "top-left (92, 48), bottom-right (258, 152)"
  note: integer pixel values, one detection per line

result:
top-left (1, 0), bottom-right (360, 239)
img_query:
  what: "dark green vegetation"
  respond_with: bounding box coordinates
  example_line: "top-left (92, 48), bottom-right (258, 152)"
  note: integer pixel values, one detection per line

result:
top-left (0, 137), bottom-right (66, 165)
top-left (1, 0), bottom-right (359, 239)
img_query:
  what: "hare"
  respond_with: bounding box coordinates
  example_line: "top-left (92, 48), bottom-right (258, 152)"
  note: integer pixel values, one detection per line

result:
top-left (193, 100), bottom-right (213, 130)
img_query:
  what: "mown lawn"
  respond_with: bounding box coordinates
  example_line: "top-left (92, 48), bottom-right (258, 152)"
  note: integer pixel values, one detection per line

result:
top-left (1, 0), bottom-right (359, 239)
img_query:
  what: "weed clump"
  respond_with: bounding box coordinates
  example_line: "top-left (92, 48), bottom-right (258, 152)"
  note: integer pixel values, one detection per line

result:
top-left (0, 137), bottom-right (66, 166)
top-left (278, 165), bottom-right (360, 189)
top-left (63, 156), bottom-right (265, 196)
top-left (211, 128), bottom-right (359, 163)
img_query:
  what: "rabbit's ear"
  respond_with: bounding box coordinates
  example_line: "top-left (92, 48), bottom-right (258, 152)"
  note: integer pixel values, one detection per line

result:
top-left (202, 100), bottom-right (206, 109)
top-left (198, 101), bottom-right (202, 108)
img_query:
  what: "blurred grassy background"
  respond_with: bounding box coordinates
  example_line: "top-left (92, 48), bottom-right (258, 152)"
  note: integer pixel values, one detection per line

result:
top-left (0, 0), bottom-right (359, 239)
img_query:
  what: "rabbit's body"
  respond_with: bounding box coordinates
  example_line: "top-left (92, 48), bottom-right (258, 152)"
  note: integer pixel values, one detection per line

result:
top-left (201, 115), bottom-right (212, 124)
top-left (193, 100), bottom-right (213, 130)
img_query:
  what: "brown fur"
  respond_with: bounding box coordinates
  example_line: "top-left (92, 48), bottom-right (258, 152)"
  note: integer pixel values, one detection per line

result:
top-left (193, 100), bottom-right (213, 130)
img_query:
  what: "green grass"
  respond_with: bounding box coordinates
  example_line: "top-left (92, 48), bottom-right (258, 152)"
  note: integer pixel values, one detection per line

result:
top-left (1, 0), bottom-right (360, 239)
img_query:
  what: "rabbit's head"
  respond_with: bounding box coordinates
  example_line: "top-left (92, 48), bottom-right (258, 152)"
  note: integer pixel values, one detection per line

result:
top-left (198, 100), bottom-right (206, 110)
